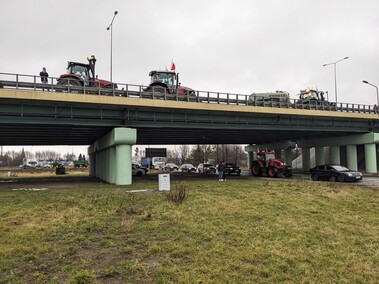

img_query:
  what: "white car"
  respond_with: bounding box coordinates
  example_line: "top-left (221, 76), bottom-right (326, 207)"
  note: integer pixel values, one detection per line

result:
top-left (164, 163), bottom-right (179, 171)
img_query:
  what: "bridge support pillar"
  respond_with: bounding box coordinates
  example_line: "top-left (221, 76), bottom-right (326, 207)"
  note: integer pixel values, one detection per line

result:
top-left (273, 149), bottom-right (282, 160)
top-left (346, 144), bottom-right (358, 171)
top-left (315, 147), bottom-right (324, 166)
top-left (302, 147), bottom-right (310, 171)
top-left (284, 148), bottom-right (292, 166)
top-left (245, 144), bottom-right (256, 169)
top-left (364, 143), bottom-right (377, 174)
top-left (330, 146), bottom-right (340, 164)
top-left (88, 128), bottom-right (137, 185)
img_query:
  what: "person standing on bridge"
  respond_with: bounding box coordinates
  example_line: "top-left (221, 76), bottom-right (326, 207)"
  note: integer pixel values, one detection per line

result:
top-left (39, 67), bottom-right (49, 91)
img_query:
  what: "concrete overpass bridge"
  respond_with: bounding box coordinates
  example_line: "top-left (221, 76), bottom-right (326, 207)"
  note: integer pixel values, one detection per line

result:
top-left (1, 75), bottom-right (378, 184)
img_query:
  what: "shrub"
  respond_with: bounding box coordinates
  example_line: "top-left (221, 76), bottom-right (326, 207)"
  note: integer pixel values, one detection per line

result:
top-left (166, 181), bottom-right (188, 204)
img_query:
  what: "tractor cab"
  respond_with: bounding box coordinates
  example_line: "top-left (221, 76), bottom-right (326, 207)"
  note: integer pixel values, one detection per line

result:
top-left (66, 62), bottom-right (93, 86)
top-left (298, 89), bottom-right (325, 103)
top-left (149, 71), bottom-right (178, 92)
top-left (256, 151), bottom-right (276, 167)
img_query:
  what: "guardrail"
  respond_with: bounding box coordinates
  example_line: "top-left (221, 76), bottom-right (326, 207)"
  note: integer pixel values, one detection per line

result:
top-left (0, 72), bottom-right (377, 114)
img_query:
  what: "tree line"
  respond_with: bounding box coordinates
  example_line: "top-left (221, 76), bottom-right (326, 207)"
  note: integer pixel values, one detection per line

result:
top-left (0, 149), bottom-right (87, 167)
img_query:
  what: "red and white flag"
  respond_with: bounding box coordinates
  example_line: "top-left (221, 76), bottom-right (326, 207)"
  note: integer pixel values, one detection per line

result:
top-left (170, 60), bottom-right (176, 71)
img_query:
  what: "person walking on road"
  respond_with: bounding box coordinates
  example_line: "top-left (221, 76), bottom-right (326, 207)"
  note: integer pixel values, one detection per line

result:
top-left (218, 161), bottom-right (225, 181)
top-left (39, 67), bottom-right (49, 91)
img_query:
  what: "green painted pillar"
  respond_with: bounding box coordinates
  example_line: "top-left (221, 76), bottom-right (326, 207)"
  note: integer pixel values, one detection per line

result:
top-left (302, 147), bottom-right (310, 171)
top-left (109, 146), bottom-right (116, 184)
top-left (95, 151), bottom-right (101, 179)
top-left (247, 151), bottom-right (253, 169)
top-left (273, 149), bottom-right (282, 160)
top-left (284, 148), bottom-right (292, 167)
top-left (315, 147), bottom-right (324, 166)
top-left (89, 153), bottom-right (95, 177)
top-left (105, 148), bottom-right (110, 182)
top-left (330, 146), bottom-right (340, 164)
top-left (99, 151), bottom-right (104, 180)
top-left (346, 144), bottom-right (358, 171)
top-left (115, 144), bottom-right (132, 185)
top-left (364, 143), bottom-right (377, 174)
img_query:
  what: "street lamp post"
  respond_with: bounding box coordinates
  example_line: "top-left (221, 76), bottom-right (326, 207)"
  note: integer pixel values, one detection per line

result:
top-left (363, 80), bottom-right (379, 114)
top-left (107, 11), bottom-right (118, 84)
top-left (323, 56), bottom-right (349, 104)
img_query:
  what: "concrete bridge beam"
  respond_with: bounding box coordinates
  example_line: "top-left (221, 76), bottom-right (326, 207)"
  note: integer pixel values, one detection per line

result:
top-left (88, 127), bottom-right (137, 185)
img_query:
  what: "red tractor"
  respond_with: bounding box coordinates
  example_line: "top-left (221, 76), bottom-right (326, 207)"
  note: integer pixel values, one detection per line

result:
top-left (144, 70), bottom-right (195, 96)
top-left (251, 150), bottom-right (292, 178)
top-left (57, 55), bottom-right (115, 89)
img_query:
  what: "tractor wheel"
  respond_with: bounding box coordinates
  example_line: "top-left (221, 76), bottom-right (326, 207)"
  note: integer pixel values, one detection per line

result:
top-left (152, 87), bottom-right (166, 94)
top-left (57, 78), bottom-right (82, 93)
top-left (337, 174), bottom-right (345, 182)
top-left (267, 166), bottom-right (278, 178)
top-left (136, 171), bottom-right (142, 177)
top-left (284, 171), bottom-right (293, 178)
top-left (311, 174), bottom-right (319, 181)
top-left (251, 163), bottom-right (262, 176)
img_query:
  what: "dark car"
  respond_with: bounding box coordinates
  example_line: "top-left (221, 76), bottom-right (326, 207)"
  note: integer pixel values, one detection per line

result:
top-left (133, 163), bottom-right (148, 174)
top-left (224, 163), bottom-right (241, 175)
top-left (310, 164), bottom-right (362, 182)
top-left (164, 163), bottom-right (179, 171)
top-left (180, 163), bottom-right (197, 172)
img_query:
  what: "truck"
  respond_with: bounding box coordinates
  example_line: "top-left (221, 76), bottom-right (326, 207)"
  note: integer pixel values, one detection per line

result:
top-left (57, 55), bottom-right (116, 89)
top-left (248, 91), bottom-right (291, 106)
top-left (21, 158), bottom-right (39, 169)
top-left (143, 70), bottom-right (195, 96)
top-left (141, 157), bottom-right (167, 169)
top-left (74, 160), bottom-right (89, 168)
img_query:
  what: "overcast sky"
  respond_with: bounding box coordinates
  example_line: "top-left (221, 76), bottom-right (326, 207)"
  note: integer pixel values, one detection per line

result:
top-left (1, 0), bottom-right (378, 155)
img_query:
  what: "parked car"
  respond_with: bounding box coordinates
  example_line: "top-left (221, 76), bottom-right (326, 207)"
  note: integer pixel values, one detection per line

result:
top-left (224, 163), bottom-right (241, 175)
top-left (180, 163), bottom-right (197, 172)
top-left (133, 163), bottom-right (148, 174)
top-left (309, 164), bottom-right (363, 182)
top-left (197, 163), bottom-right (216, 174)
top-left (132, 164), bottom-right (146, 177)
top-left (164, 163), bottom-right (179, 171)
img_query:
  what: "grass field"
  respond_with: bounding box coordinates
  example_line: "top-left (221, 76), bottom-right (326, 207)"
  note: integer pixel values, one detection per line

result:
top-left (0, 177), bottom-right (378, 283)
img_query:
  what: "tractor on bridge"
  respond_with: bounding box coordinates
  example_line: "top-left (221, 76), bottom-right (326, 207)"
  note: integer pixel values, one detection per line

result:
top-left (251, 150), bottom-right (292, 178)
top-left (295, 88), bottom-right (335, 108)
top-left (144, 70), bottom-right (195, 96)
top-left (57, 55), bottom-right (115, 89)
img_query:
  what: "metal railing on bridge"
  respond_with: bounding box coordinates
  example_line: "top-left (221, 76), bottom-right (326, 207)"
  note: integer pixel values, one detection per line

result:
top-left (0, 72), bottom-right (377, 114)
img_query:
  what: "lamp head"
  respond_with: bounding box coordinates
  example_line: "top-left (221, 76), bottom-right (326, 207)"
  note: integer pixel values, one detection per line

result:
top-left (363, 80), bottom-right (369, 84)
top-left (114, 11), bottom-right (118, 15)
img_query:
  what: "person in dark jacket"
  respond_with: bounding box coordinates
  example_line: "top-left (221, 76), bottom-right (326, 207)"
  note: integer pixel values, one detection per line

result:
top-left (39, 67), bottom-right (49, 91)
top-left (218, 161), bottom-right (225, 181)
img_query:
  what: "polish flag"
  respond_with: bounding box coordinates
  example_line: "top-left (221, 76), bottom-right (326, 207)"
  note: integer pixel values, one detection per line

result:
top-left (171, 61), bottom-right (176, 71)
